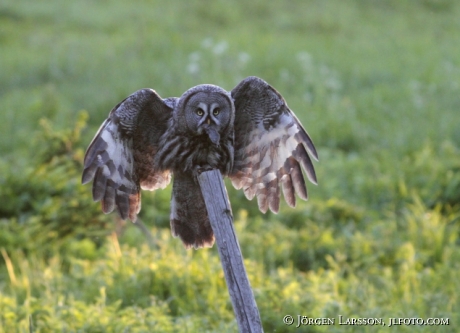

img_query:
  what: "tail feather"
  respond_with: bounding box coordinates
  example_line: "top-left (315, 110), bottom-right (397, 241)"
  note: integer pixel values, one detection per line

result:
top-left (170, 173), bottom-right (214, 249)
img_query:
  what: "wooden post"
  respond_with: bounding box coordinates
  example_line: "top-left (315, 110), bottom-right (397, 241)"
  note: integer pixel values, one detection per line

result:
top-left (197, 170), bottom-right (264, 333)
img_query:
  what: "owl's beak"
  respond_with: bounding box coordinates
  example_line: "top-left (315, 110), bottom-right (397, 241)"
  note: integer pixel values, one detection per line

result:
top-left (204, 125), bottom-right (220, 146)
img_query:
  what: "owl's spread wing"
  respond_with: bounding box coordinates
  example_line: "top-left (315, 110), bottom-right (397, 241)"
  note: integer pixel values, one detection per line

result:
top-left (230, 76), bottom-right (318, 213)
top-left (82, 89), bottom-right (174, 221)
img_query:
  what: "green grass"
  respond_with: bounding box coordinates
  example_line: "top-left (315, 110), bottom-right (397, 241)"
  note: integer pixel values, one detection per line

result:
top-left (1, 0), bottom-right (460, 332)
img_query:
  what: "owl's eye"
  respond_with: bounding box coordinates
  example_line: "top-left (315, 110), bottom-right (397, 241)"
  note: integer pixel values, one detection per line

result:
top-left (213, 108), bottom-right (220, 116)
top-left (196, 108), bottom-right (204, 116)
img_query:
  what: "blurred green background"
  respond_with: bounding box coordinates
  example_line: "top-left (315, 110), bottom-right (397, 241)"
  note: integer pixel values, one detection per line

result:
top-left (1, 0), bottom-right (459, 332)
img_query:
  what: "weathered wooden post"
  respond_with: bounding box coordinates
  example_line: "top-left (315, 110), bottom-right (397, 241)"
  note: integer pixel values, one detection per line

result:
top-left (198, 169), bottom-right (264, 333)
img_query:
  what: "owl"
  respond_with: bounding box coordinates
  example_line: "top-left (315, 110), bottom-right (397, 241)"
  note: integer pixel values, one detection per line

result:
top-left (82, 76), bottom-right (318, 249)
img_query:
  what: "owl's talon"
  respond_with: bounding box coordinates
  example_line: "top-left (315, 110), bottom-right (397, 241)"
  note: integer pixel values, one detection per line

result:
top-left (195, 165), bottom-right (214, 176)
top-left (192, 165), bottom-right (215, 180)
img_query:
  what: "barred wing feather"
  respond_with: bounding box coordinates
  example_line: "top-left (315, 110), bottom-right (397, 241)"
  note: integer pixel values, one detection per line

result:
top-left (82, 89), bottom-right (173, 221)
top-left (230, 76), bottom-right (318, 213)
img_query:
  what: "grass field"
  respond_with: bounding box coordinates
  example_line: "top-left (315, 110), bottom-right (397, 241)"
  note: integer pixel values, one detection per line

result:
top-left (1, 0), bottom-right (459, 332)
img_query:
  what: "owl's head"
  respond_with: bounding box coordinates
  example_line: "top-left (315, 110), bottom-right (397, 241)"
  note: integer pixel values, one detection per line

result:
top-left (175, 84), bottom-right (234, 145)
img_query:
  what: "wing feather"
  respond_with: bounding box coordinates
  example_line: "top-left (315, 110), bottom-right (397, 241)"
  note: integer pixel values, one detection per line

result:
top-left (102, 181), bottom-right (116, 213)
top-left (82, 89), bottom-right (174, 221)
top-left (281, 172), bottom-right (296, 208)
top-left (230, 76), bottom-right (318, 213)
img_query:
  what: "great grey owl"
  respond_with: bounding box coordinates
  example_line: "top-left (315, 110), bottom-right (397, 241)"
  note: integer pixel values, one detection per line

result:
top-left (82, 76), bottom-right (318, 249)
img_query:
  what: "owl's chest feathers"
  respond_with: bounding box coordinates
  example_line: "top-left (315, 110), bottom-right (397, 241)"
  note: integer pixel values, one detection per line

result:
top-left (155, 130), bottom-right (233, 175)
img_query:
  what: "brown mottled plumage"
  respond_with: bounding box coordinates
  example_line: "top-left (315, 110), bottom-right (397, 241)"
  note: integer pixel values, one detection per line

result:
top-left (82, 76), bottom-right (318, 249)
